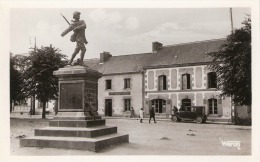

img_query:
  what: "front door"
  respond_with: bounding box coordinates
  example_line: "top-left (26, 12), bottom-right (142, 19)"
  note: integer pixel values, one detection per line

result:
top-left (105, 99), bottom-right (112, 116)
top-left (152, 99), bottom-right (166, 114)
top-left (182, 99), bottom-right (191, 111)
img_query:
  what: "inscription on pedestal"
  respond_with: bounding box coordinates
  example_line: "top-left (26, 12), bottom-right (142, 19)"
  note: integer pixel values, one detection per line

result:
top-left (60, 83), bottom-right (83, 110)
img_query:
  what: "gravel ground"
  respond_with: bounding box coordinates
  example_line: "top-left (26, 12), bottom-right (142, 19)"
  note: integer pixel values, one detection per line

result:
top-left (10, 117), bottom-right (251, 156)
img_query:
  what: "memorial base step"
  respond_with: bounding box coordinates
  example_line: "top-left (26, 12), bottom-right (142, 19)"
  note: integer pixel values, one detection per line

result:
top-left (53, 116), bottom-right (102, 120)
top-left (49, 119), bottom-right (105, 127)
top-left (20, 133), bottom-right (129, 152)
top-left (35, 126), bottom-right (117, 138)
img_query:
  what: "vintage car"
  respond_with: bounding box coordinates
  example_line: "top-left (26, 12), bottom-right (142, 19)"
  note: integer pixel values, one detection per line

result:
top-left (171, 106), bottom-right (207, 124)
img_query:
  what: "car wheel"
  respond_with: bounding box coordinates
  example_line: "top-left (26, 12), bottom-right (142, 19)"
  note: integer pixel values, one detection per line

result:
top-left (195, 117), bottom-right (203, 124)
top-left (171, 115), bottom-right (179, 122)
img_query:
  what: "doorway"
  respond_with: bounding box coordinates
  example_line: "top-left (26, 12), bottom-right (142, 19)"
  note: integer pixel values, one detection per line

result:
top-left (105, 99), bottom-right (112, 116)
top-left (151, 99), bottom-right (166, 113)
top-left (182, 98), bottom-right (191, 111)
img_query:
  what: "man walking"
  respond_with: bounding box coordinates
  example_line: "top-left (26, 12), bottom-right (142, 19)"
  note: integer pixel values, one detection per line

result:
top-left (149, 107), bottom-right (157, 123)
top-left (130, 107), bottom-right (134, 118)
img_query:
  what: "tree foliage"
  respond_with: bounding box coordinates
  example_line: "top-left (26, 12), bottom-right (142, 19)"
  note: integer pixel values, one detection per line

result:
top-left (23, 46), bottom-right (67, 118)
top-left (10, 53), bottom-right (25, 112)
top-left (207, 16), bottom-right (251, 106)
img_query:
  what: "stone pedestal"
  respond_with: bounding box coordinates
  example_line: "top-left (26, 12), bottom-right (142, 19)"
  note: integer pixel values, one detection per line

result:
top-left (20, 65), bottom-right (129, 152)
top-left (53, 65), bottom-right (101, 117)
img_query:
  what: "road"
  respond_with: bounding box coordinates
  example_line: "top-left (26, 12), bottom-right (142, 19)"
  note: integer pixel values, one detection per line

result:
top-left (10, 117), bottom-right (251, 155)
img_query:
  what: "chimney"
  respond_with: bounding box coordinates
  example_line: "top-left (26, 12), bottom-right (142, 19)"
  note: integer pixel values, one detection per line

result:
top-left (100, 51), bottom-right (112, 64)
top-left (152, 42), bottom-right (163, 52)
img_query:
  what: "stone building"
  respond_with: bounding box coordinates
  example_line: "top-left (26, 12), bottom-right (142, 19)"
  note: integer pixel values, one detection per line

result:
top-left (95, 52), bottom-right (153, 117)
top-left (143, 39), bottom-right (232, 120)
top-left (85, 38), bottom-right (232, 120)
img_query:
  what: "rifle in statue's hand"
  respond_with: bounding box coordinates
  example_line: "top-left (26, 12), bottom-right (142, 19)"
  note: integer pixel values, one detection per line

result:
top-left (60, 13), bottom-right (79, 42)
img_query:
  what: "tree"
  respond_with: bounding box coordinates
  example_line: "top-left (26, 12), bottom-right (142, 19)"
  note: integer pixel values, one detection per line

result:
top-left (10, 53), bottom-right (25, 112)
top-left (23, 46), bottom-right (67, 118)
top-left (207, 16), bottom-right (251, 106)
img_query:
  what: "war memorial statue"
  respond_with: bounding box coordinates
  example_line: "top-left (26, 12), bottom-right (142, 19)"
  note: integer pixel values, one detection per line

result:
top-left (19, 11), bottom-right (129, 152)
top-left (61, 11), bottom-right (88, 66)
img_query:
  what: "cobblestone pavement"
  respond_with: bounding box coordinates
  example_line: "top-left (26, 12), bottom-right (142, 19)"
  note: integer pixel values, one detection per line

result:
top-left (10, 117), bottom-right (251, 155)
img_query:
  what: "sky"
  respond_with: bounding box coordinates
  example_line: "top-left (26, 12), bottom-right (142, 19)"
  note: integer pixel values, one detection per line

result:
top-left (10, 8), bottom-right (250, 59)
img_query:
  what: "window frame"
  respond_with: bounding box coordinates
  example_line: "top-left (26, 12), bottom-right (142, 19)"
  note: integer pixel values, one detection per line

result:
top-left (158, 75), bottom-right (167, 91)
top-left (208, 98), bottom-right (218, 115)
top-left (208, 72), bottom-right (217, 89)
top-left (105, 79), bottom-right (112, 90)
top-left (182, 73), bottom-right (191, 90)
top-left (124, 78), bottom-right (131, 89)
top-left (124, 99), bottom-right (131, 111)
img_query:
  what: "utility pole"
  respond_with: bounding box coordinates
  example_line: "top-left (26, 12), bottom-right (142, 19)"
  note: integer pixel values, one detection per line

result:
top-left (229, 8), bottom-right (236, 124)
top-left (31, 37), bottom-right (37, 115)
top-left (230, 8), bottom-right (234, 34)
top-left (34, 37), bottom-right (36, 51)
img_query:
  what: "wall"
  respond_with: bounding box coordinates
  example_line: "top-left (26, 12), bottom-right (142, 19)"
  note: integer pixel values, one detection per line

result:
top-left (13, 97), bottom-right (55, 113)
top-left (35, 100), bottom-right (55, 112)
top-left (98, 73), bottom-right (143, 116)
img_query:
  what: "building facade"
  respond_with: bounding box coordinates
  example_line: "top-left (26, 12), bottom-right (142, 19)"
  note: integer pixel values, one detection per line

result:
top-left (94, 52), bottom-right (153, 117)
top-left (93, 39), bottom-right (232, 120)
top-left (98, 73), bottom-right (143, 117)
top-left (143, 65), bottom-right (232, 119)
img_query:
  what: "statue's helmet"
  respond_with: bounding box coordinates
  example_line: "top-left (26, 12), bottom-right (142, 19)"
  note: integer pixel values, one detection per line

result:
top-left (73, 11), bottom-right (81, 18)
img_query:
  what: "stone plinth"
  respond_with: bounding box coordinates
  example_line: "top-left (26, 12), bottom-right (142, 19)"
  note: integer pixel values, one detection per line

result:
top-left (34, 126), bottom-right (118, 138)
top-left (49, 119), bottom-right (106, 127)
top-left (20, 116), bottom-right (129, 151)
top-left (20, 117), bottom-right (129, 151)
top-left (53, 65), bottom-right (102, 117)
top-left (20, 134), bottom-right (129, 152)
top-left (20, 65), bottom-right (129, 152)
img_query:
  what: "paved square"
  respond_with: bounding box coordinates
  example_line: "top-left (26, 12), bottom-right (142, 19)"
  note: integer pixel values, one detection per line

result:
top-left (10, 118), bottom-right (251, 155)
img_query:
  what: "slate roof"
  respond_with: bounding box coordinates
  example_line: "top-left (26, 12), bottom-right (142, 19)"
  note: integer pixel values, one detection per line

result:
top-left (83, 58), bottom-right (100, 71)
top-left (148, 38), bottom-right (225, 68)
top-left (98, 53), bottom-right (155, 75)
top-left (83, 38), bottom-right (225, 75)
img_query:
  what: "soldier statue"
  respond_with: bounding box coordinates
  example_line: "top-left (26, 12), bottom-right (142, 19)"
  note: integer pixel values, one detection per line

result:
top-left (61, 11), bottom-right (88, 66)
